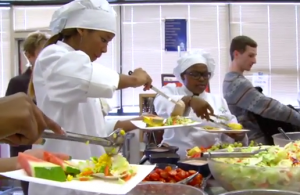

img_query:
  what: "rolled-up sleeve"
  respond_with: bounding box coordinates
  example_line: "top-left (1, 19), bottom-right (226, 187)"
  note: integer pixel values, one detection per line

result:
top-left (35, 45), bottom-right (120, 104)
top-left (104, 119), bottom-right (118, 135)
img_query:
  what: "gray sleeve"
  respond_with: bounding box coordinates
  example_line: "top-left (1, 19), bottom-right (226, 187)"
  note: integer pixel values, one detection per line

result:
top-left (224, 76), bottom-right (300, 126)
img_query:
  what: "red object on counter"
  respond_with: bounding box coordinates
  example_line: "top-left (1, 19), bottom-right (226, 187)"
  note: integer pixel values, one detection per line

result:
top-left (143, 166), bottom-right (203, 187)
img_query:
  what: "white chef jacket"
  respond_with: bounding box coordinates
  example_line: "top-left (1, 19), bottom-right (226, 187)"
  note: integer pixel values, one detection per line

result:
top-left (29, 41), bottom-right (120, 195)
top-left (153, 84), bottom-right (248, 158)
top-left (298, 92), bottom-right (300, 107)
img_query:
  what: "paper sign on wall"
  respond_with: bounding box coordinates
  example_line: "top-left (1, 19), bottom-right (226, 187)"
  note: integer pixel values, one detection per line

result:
top-left (252, 72), bottom-right (269, 96)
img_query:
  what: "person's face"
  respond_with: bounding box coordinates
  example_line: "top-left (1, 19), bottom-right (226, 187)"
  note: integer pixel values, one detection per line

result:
top-left (78, 29), bottom-right (115, 62)
top-left (26, 44), bottom-right (45, 68)
top-left (234, 46), bottom-right (257, 71)
top-left (181, 64), bottom-right (211, 95)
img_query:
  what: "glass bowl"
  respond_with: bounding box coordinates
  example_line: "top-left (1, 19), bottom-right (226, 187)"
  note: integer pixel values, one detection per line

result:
top-left (272, 132), bottom-right (300, 147)
top-left (219, 189), bottom-right (300, 195)
top-left (207, 147), bottom-right (300, 191)
top-left (126, 182), bottom-right (207, 195)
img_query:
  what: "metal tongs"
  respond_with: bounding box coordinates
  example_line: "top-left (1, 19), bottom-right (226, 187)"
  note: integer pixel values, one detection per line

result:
top-left (42, 128), bottom-right (126, 156)
top-left (185, 148), bottom-right (268, 159)
top-left (177, 172), bottom-right (199, 184)
top-left (209, 115), bottom-right (232, 130)
top-left (128, 71), bottom-right (178, 104)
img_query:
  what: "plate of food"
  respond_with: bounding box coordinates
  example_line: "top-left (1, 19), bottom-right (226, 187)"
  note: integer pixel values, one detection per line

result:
top-left (186, 141), bottom-right (261, 158)
top-left (198, 122), bottom-right (250, 133)
top-left (131, 116), bottom-right (202, 130)
top-left (0, 151), bottom-right (155, 194)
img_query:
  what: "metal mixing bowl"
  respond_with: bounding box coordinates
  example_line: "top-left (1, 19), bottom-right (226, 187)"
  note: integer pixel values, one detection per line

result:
top-left (272, 132), bottom-right (300, 147)
top-left (207, 147), bottom-right (300, 192)
top-left (219, 189), bottom-right (300, 195)
top-left (126, 182), bottom-right (207, 195)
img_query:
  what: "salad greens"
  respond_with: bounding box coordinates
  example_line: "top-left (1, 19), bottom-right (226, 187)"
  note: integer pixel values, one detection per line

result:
top-left (77, 153), bottom-right (137, 182)
top-left (209, 141), bottom-right (300, 191)
top-left (164, 116), bottom-right (194, 126)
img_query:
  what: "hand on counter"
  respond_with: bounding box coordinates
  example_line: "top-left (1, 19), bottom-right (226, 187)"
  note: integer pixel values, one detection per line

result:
top-left (0, 93), bottom-right (65, 145)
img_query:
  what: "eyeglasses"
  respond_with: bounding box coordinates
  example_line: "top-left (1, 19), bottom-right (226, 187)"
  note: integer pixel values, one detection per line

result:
top-left (184, 71), bottom-right (212, 80)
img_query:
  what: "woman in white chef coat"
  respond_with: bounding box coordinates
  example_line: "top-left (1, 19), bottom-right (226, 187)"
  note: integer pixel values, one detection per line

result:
top-left (153, 50), bottom-right (248, 158)
top-left (28, 0), bottom-right (154, 195)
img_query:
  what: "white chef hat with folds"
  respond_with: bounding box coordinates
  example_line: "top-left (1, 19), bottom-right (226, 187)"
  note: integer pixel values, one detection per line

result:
top-left (173, 49), bottom-right (216, 84)
top-left (50, 0), bottom-right (116, 35)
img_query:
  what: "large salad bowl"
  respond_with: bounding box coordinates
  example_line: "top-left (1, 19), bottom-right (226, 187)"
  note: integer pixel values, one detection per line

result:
top-left (272, 132), bottom-right (300, 147)
top-left (126, 183), bottom-right (207, 195)
top-left (207, 146), bottom-right (300, 192)
top-left (219, 189), bottom-right (300, 195)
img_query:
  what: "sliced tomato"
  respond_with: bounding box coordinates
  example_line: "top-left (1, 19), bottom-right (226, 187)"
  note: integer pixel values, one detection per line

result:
top-left (159, 170), bottom-right (169, 179)
top-left (149, 172), bottom-right (160, 180)
top-left (168, 170), bottom-right (177, 176)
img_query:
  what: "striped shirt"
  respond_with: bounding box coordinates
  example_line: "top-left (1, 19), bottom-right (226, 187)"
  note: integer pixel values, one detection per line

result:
top-left (223, 72), bottom-right (300, 141)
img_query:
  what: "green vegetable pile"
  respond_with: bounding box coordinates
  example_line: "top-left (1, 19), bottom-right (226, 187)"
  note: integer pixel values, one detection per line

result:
top-left (208, 140), bottom-right (260, 151)
top-left (209, 141), bottom-right (300, 191)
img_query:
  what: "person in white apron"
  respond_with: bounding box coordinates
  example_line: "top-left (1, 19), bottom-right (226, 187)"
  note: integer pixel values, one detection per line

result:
top-left (28, 0), bottom-right (153, 195)
top-left (153, 50), bottom-right (248, 158)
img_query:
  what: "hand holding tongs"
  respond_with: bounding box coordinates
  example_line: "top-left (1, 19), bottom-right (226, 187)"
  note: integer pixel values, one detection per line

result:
top-left (42, 128), bottom-right (126, 156)
top-left (128, 71), bottom-right (178, 105)
top-left (208, 115), bottom-right (232, 130)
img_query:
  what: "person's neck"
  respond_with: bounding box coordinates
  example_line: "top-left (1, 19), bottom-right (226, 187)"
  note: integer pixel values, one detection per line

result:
top-left (229, 61), bottom-right (244, 75)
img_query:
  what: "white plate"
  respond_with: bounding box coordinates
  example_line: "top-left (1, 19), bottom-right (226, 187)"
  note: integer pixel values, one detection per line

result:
top-left (93, 172), bottom-right (127, 180)
top-left (197, 128), bottom-right (250, 133)
top-left (131, 120), bottom-right (202, 130)
top-left (0, 160), bottom-right (155, 195)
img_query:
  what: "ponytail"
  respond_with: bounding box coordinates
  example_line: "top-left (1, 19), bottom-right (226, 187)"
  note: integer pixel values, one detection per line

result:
top-left (27, 29), bottom-right (78, 99)
top-left (43, 33), bottom-right (62, 49)
top-left (27, 76), bottom-right (35, 100)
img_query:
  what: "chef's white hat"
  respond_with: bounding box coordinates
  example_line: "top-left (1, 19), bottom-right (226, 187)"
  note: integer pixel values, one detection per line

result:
top-left (173, 49), bottom-right (216, 84)
top-left (50, 0), bottom-right (116, 35)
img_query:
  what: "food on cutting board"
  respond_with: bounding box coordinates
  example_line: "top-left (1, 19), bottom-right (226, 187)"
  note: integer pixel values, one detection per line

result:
top-left (143, 116), bottom-right (195, 127)
top-left (143, 166), bottom-right (203, 187)
top-left (211, 141), bottom-right (300, 190)
top-left (187, 141), bottom-right (260, 158)
top-left (18, 151), bottom-right (136, 183)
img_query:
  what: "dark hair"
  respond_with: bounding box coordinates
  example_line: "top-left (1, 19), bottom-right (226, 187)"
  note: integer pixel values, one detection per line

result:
top-left (230, 35), bottom-right (257, 61)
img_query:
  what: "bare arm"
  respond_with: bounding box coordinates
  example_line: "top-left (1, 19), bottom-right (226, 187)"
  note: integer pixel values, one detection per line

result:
top-left (224, 76), bottom-right (300, 126)
top-left (117, 75), bottom-right (139, 89)
top-left (0, 157), bottom-right (17, 172)
top-left (113, 117), bottom-right (142, 132)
